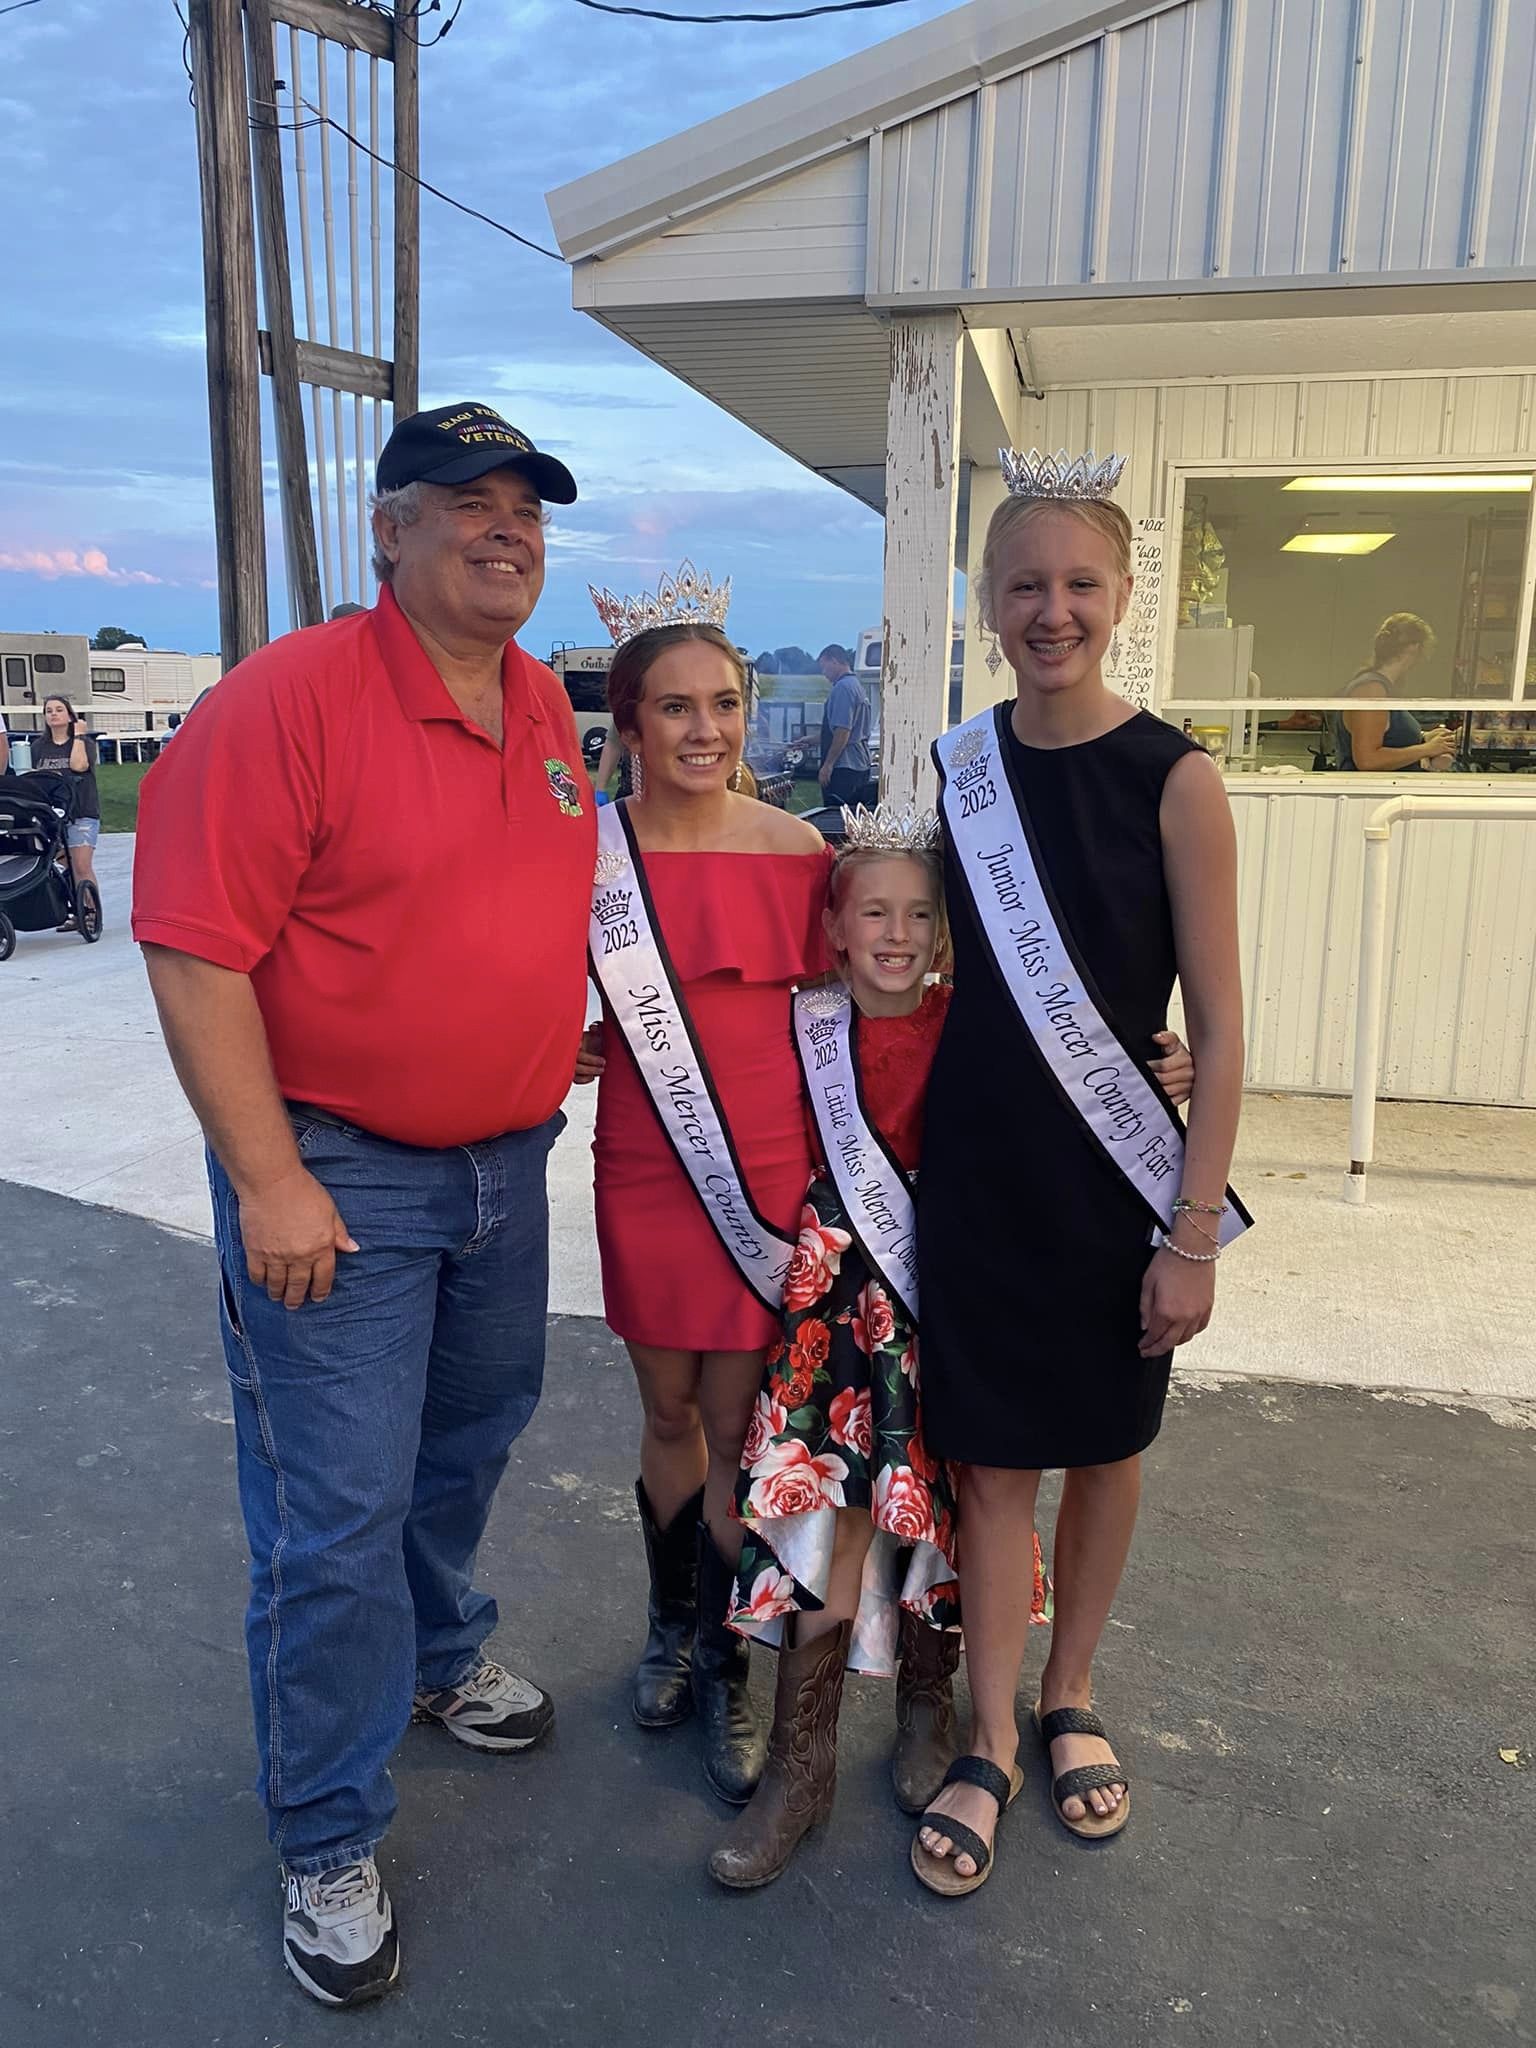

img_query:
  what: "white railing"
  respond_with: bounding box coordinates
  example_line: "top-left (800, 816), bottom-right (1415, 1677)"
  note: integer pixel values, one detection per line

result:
top-left (1345, 794), bottom-right (1536, 1201)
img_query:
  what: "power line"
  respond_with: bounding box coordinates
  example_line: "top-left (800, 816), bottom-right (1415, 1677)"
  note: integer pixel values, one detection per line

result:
top-left (570, 0), bottom-right (913, 19)
top-left (273, 96), bottom-right (564, 261)
top-left (0, 0), bottom-right (45, 18)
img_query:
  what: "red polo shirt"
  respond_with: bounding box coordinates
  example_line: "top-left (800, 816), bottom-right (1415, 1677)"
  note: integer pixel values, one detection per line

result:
top-left (132, 587), bottom-right (597, 1147)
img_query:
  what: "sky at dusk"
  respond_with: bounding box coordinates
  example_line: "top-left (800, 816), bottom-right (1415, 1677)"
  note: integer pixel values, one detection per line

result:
top-left (2, 0), bottom-right (961, 663)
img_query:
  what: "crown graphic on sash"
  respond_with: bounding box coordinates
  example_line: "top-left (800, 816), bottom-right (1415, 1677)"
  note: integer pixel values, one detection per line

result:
top-left (998, 448), bottom-right (1128, 502)
top-left (588, 559), bottom-right (732, 648)
top-left (593, 886), bottom-right (634, 928)
top-left (797, 983), bottom-right (849, 1049)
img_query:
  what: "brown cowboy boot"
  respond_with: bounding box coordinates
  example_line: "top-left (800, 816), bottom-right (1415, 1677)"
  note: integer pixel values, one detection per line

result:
top-left (707, 1619), bottom-right (851, 1889)
top-left (891, 1609), bottom-right (960, 1814)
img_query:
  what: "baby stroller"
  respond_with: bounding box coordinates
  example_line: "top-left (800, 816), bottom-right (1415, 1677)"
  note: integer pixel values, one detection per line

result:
top-left (0, 768), bottom-right (103, 960)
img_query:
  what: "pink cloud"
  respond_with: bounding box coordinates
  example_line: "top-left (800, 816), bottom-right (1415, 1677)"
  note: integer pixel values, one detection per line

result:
top-left (0, 545), bottom-right (165, 587)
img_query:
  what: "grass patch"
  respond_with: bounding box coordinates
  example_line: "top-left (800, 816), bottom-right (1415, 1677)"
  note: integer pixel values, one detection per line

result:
top-left (97, 761), bottom-right (153, 833)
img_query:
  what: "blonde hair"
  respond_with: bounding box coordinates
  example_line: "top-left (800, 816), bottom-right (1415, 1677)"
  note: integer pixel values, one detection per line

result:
top-left (975, 496), bottom-right (1133, 631)
top-left (826, 845), bottom-right (952, 979)
top-left (1373, 612), bottom-right (1435, 667)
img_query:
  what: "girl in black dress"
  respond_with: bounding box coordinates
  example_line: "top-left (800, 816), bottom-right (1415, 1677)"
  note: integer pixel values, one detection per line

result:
top-left (912, 465), bottom-right (1245, 1891)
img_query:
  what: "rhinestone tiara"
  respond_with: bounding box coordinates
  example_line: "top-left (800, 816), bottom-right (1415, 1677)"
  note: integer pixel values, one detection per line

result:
top-left (588, 558), bottom-right (732, 648)
top-left (998, 448), bottom-right (1128, 502)
top-left (839, 802), bottom-right (941, 855)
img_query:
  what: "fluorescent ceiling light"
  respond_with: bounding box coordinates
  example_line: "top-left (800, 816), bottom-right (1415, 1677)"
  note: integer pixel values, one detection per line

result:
top-left (1284, 474), bottom-right (1532, 493)
top-left (1282, 532), bottom-right (1395, 555)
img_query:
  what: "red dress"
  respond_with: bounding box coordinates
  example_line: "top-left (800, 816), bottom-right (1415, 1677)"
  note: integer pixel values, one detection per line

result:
top-left (594, 847), bottom-right (832, 1352)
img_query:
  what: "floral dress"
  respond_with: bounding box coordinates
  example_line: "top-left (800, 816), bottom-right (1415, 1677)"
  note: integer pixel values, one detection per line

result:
top-left (727, 984), bottom-right (1048, 1675)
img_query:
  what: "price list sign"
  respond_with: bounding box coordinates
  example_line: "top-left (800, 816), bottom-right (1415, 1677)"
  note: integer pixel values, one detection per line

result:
top-left (1105, 518), bottom-right (1165, 711)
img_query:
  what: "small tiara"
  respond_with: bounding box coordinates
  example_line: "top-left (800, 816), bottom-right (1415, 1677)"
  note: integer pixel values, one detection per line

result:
top-left (588, 558), bottom-right (732, 648)
top-left (839, 803), bottom-right (941, 854)
top-left (998, 448), bottom-right (1128, 503)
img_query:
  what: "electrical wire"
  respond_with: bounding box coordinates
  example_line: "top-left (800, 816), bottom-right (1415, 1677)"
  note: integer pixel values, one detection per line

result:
top-left (0, 0), bottom-right (45, 17)
top-left (263, 96), bottom-right (564, 260)
top-left (569, 0), bottom-right (913, 19)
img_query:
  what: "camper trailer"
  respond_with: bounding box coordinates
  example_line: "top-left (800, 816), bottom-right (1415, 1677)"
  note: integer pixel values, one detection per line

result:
top-left (1, 634), bottom-right (221, 759)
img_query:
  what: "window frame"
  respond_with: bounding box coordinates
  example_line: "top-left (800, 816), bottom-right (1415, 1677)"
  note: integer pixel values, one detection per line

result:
top-left (90, 667), bottom-right (128, 694)
top-left (1157, 459), bottom-right (1536, 720)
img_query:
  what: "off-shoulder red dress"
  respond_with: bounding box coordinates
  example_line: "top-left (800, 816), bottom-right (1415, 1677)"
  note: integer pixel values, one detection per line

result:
top-left (593, 846), bottom-right (832, 1352)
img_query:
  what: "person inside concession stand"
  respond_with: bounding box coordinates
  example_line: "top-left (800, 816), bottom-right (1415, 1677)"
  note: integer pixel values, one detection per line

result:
top-left (911, 450), bottom-right (1247, 1894)
top-left (572, 566), bottom-right (829, 1807)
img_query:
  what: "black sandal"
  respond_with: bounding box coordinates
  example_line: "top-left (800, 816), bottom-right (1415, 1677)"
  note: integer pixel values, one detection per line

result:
top-left (909, 1754), bottom-right (1024, 1897)
top-left (1033, 1703), bottom-right (1131, 1840)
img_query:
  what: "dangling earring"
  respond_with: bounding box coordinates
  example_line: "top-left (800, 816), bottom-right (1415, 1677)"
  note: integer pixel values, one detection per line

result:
top-left (629, 749), bottom-right (646, 800)
top-left (730, 759), bottom-right (744, 792)
top-left (1109, 628), bottom-right (1122, 670)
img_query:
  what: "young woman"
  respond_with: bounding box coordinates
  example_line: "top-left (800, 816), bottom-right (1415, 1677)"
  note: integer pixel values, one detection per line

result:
top-left (579, 607), bottom-right (829, 1804)
top-left (31, 694), bottom-right (102, 918)
top-left (911, 456), bottom-right (1246, 1894)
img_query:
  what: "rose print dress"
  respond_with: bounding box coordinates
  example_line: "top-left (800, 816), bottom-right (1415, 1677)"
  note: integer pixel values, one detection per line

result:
top-left (728, 984), bottom-right (1049, 1675)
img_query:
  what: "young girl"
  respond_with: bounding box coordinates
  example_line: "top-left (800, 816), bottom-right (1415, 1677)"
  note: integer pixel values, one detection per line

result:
top-left (912, 452), bottom-right (1247, 1895)
top-left (706, 818), bottom-right (978, 1889)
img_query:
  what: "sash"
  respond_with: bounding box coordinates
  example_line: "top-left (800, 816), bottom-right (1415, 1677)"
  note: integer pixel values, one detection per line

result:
top-left (588, 802), bottom-right (797, 1312)
top-left (792, 985), bottom-right (920, 1325)
top-left (933, 706), bottom-right (1251, 1248)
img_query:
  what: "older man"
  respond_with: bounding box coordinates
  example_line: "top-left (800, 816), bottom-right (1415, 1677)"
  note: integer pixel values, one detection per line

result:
top-left (133, 403), bottom-right (595, 2007)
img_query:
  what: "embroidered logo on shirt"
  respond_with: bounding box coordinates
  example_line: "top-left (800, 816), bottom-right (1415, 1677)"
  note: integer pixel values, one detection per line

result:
top-left (545, 758), bottom-right (584, 818)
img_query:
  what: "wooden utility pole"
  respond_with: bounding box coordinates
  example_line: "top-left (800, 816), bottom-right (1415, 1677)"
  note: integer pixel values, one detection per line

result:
top-left (190, 0), bottom-right (269, 669)
top-left (188, 0), bottom-right (421, 666)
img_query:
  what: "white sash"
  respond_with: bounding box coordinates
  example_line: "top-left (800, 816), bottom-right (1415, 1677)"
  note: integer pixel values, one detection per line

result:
top-left (792, 985), bottom-right (920, 1324)
top-left (933, 706), bottom-right (1251, 1247)
top-left (589, 803), bottom-right (797, 1312)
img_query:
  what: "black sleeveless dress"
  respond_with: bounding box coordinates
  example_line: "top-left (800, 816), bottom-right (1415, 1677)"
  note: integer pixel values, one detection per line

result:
top-left (918, 708), bottom-right (1204, 1470)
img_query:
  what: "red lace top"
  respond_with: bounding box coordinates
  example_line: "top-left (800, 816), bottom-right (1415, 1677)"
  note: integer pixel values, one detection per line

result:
top-left (806, 981), bottom-right (951, 1175)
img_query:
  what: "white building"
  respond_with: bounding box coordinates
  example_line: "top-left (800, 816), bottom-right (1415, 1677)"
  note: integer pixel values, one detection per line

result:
top-left (548, 0), bottom-right (1536, 1107)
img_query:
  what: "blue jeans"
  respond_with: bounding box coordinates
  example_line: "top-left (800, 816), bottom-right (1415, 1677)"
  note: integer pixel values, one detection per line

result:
top-left (208, 1107), bottom-right (562, 1874)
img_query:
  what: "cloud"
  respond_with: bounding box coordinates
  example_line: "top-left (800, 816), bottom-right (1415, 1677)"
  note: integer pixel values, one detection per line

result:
top-left (0, 546), bottom-right (165, 587)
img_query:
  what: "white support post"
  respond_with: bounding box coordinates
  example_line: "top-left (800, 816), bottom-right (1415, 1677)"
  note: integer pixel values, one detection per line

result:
top-left (959, 463), bottom-right (1009, 720)
top-left (880, 313), bottom-right (962, 809)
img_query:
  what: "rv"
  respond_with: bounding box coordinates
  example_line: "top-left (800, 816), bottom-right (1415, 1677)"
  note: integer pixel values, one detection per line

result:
top-left (1, 632), bottom-right (220, 754)
top-left (855, 617), bottom-right (967, 729)
top-left (545, 642), bottom-right (616, 768)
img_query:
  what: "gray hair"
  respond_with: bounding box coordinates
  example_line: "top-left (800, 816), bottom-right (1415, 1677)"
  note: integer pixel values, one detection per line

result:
top-left (369, 482), bottom-right (425, 583)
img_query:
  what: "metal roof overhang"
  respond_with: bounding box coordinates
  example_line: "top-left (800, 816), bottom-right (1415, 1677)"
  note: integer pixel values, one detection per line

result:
top-left (549, 0), bottom-right (1536, 512)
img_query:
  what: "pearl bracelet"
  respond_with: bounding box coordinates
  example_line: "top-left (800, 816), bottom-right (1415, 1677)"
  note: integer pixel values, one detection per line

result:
top-left (1158, 1237), bottom-right (1221, 1264)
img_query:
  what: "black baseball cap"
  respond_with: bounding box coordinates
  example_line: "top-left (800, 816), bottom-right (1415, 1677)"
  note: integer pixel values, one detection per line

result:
top-left (376, 401), bottom-right (578, 503)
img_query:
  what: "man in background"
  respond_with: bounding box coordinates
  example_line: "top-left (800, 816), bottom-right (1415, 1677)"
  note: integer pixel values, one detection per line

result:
top-left (816, 642), bottom-right (876, 807)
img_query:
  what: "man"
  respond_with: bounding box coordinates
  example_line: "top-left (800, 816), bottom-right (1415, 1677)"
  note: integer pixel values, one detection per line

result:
top-left (133, 403), bottom-right (596, 2008)
top-left (816, 642), bottom-right (876, 807)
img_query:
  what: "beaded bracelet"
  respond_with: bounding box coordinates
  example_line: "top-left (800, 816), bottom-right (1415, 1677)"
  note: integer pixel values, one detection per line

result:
top-left (1173, 1197), bottom-right (1227, 1218)
top-left (1158, 1238), bottom-right (1221, 1264)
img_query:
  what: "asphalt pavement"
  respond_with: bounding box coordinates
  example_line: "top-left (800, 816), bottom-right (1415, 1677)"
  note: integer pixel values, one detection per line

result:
top-left (1, 1176), bottom-right (1531, 2048)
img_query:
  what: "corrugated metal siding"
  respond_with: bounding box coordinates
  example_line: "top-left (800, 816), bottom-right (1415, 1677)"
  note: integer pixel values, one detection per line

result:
top-left (1168, 787), bottom-right (1536, 1105)
top-left (581, 151), bottom-right (869, 309)
top-left (1032, 367), bottom-right (1536, 521)
top-left (872, 0), bottom-right (1534, 298)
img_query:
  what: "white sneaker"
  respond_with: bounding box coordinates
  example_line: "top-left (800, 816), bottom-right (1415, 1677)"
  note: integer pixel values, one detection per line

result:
top-left (413, 1658), bottom-right (555, 1752)
top-left (282, 1859), bottom-right (399, 2007)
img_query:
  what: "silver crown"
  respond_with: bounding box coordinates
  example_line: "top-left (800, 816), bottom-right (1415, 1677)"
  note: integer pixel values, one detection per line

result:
top-left (588, 558), bottom-right (732, 648)
top-left (798, 984), bottom-right (851, 1018)
top-left (948, 726), bottom-right (990, 769)
top-left (998, 448), bottom-right (1128, 503)
top-left (839, 803), bottom-right (941, 854)
top-left (593, 846), bottom-right (630, 884)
